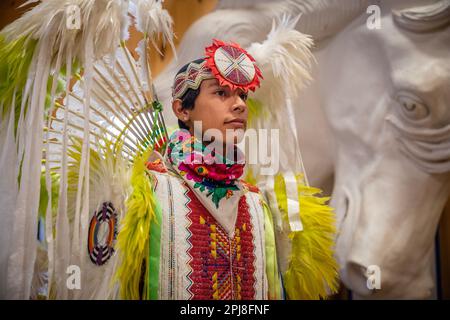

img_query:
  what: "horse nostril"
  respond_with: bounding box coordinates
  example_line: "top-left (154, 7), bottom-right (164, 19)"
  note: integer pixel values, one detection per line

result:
top-left (346, 261), bottom-right (380, 297)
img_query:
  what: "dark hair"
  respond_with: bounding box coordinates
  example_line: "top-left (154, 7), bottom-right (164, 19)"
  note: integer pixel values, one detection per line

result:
top-left (175, 58), bottom-right (205, 130)
top-left (178, 87), bottom-right (200, 130)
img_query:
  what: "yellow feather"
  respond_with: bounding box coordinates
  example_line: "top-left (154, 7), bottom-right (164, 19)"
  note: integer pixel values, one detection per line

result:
top-left (114, 146), bottom-right (160, 300)
top-left (283, 173), bottom-right (339, 299)
top-left (244, 170), bottom-right (337, 300)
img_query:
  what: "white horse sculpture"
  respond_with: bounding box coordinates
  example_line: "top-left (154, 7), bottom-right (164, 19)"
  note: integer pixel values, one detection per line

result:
top-left (155, 0), bottom-right (450, 299)
top-left (320, 0), bottom-right (450, 299)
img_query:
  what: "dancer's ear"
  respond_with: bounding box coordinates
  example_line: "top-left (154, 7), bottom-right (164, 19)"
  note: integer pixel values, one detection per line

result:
top-left (172, 99), bottom-right (191, 128)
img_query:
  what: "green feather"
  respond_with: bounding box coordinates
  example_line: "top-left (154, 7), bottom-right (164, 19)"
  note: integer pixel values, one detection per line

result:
top-left (0, 33), bottom-right (79, 133)
top-left (38, 170), bottom-right (60, 220)
top-left (0, 34), bottom-right (37, 125)
top-left (246, 98), bottom-right (269, 128)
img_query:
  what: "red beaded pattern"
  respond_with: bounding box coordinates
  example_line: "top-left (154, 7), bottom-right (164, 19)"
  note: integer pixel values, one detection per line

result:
top-left (185, 188), bottom-right (256, 300)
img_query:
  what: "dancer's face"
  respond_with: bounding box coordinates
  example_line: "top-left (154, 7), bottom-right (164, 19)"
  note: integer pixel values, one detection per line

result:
top-left (174, 79), bottom-right (248, 145)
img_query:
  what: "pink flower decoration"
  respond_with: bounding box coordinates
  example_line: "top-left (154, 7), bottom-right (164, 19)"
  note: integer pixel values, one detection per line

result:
top-left (178, 163), bottom-right (203, 183)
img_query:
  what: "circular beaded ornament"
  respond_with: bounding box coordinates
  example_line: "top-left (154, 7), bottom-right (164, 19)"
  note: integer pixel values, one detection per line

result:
top-left (205, 39), bottom-right (262, 92)
top-left (87, 202), bottom-right (118, 266)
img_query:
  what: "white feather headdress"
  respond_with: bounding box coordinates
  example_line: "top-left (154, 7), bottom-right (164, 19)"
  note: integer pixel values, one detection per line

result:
top-left (0, 0), bottom-right (174, 299)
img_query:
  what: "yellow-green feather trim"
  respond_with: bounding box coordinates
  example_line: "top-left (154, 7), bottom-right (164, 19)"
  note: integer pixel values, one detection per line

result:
top-left (115, 147), bottom-right (162, 300)
top-left (247, 98), bottom-right (269, 128)
top-left (278, 173), bottom-right (339, 299)
top-left (0, 35), bottom-right (37, 125)
top-left (38, 169), bottom-right (60, 220)
top-left (262, 198), bottom-right (282, 300)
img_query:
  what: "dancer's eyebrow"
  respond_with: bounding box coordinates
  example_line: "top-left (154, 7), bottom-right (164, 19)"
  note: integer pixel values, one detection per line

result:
top-left (206, 81), bottom-right (221, 89)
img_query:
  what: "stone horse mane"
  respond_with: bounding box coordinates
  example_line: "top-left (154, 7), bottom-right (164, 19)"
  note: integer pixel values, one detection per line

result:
top-left (212, 0), bottom-right (370, 42)
top-left (392, 0), bottom-right (450, 33)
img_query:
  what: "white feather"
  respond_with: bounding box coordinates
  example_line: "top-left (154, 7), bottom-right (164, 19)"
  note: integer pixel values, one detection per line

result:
top-left (2, 0), bottom-right (133, 70)
top-left (0, 102), bottom-right (19, 299)
top-left (248, 14), bottom-right (315, 112)
top-left (7, 35), bottom-right (52, 299)
top-left (52, 55), bottom-right (72, 300)
top-left (132, 0), bottom-right (176, 58)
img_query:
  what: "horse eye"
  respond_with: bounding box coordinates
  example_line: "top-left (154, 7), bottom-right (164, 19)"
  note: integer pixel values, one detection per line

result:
top-left (396, 91), bottom-right (429, 121)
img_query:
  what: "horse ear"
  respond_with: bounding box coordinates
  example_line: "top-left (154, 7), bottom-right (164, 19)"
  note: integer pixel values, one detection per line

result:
top-left (392, 0), bottom-right (450, 33)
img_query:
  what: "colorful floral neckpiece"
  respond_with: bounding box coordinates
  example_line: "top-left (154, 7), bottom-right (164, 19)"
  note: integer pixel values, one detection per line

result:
top-left (166, 130), bottom-right (245, 236)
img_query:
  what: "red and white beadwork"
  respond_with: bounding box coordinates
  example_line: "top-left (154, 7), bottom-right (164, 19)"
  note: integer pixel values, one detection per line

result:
top-left (205, 39), bottom-right (262, 93)
top-left (185, 188), bottom-right (256, 300)
top-left (214, 45), bottom-right (255, 85)
top-left (172, 60), bottom-right (214, 100)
